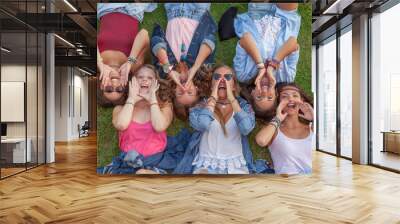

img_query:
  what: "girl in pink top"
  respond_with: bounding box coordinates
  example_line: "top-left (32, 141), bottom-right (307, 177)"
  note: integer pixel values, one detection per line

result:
top-left (112, 64), bottom-right (173, 173)
top-left (118, 120), bottom-right (167, 157)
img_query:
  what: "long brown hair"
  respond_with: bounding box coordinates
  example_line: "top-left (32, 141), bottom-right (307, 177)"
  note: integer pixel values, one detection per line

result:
top-left (98, 64), bottom-right (173, 108)
top-left (97, 64), bottom-right (127, 107)
top-left (97, 82), bottom-right (128, 107)
top-left (212, 64), bottom-right (241, 136)
top-left (239, 74), bottom-right (276, 123)
top-left (172, 62), bottom-right (212, 121)
top-left (276, 82), bottom-right (313, 124)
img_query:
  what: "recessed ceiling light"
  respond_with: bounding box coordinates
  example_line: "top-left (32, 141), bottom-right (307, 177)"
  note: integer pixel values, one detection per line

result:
top-left (78, 68), bottom-right (92, 76)
top-left (54, 34), bottom-right (75, 48)
top-left (63, 0), bottom-right (78, 12)
top-left (322, 0), bottom-right (356, 15)
top-left (1, 47), bottom-right (11, 53)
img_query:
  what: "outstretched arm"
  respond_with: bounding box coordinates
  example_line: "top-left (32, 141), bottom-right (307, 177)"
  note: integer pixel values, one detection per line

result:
top-left (255, 99), bottom-right (289, 147)
top-left (239, 32), bottom-right (263, 65)
top-left (128, 29), bottom-right (150, 61)
top-left (112, 105), bottom-right (133, 131)
top-left (97, 46), bottom-right (118, 88)
top-left (274, 37), bottom-right (298, 62)
top-left (255, 124), bottom-right (278, 147)
top-left (139, 80), bottom-right (173, 132)
top-left (112, 79), bottom-right (142, 131)
top-left (189, 79), bottom-right (221, 132)
top-left (186, 43), bottom-right (212, 88)
top-left (119, 29), bottom-right (150, 85)
top-left (150, 103), bottom-right (173, 132)
top-left (239, 32), bottom-right (266, 91)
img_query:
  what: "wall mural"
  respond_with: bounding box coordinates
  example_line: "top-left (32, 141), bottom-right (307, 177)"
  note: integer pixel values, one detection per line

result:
top-left (97, 3), bottom-right (313, 175)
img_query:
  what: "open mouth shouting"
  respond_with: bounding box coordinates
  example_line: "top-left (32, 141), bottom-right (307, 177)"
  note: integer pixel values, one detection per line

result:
top-left (287, 102), bottom-right (296, 108)
top-left (140, 84), bottom-right (150, 93)
top-left (260, 76), bottom-right (270, 90)
top-left (218, 80), bottom-right (227, 90)
top-left (284, 102), bottom-right (298, 113)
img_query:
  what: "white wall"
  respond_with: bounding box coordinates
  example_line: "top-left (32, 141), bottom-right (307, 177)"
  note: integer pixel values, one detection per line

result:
top-left (54, 67), bottom-right (89, 141)
top-left (1, 65), bottom-right (41, 137)
top-left (1, 65), bottom-right (26, 140)
top-left (1, 64), bottom-right (46, 164)
top-left (55, 66), bottom-right (69, 141)
top-left (72, 73), bottom-right (89, 138)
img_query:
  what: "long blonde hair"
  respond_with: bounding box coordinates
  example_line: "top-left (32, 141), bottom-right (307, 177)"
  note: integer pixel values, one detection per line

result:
top-left (212, 64), bottom-right (241, 136)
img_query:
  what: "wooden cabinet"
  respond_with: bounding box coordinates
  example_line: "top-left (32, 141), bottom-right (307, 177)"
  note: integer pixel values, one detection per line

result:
top-left (382, 132), bottom-right (400, 154)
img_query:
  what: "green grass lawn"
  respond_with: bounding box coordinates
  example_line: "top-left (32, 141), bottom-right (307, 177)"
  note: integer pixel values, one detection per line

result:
top-left (97, 3), bottom-right (312, 167)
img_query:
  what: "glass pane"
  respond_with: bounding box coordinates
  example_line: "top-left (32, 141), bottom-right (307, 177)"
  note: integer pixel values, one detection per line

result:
top-left (371, 4), bottom-right (400, 171)
top-left (1, 30), bottom-right (27, 177)
top-left (340, 29), bottom-right (352, 158)
top-left (38, 32), bottom-right (45, 165)
top-left (27, 31), bottom-right (38, 169)
top-left (317, 37), bottom-right (337, 154)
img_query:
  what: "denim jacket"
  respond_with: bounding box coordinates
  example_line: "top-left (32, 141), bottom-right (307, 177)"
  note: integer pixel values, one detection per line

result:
top-left (165, 3), bottom-right (211, 21)
top-left (173, 96), bottom-right (258, 174)
top-left (97, 3), bottom-right (157, 22)
top-left (233, 3), bottom-right (301, 84)
top-left (151, 3), bottom-right (217, 78)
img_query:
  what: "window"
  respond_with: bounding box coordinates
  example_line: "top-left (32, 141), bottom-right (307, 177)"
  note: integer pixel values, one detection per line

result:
top-left (317, 36), bottom-right (337, 154)
top-left (339, 28), bottom-right (352, 158)
top-left (370, 3), bottom-right (400, 171)
top-left (0, 1), bottom-right (47, 179)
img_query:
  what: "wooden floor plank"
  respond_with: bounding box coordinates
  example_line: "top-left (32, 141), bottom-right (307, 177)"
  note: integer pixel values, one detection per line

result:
top-left (0, 135), bottom-right (400, 223)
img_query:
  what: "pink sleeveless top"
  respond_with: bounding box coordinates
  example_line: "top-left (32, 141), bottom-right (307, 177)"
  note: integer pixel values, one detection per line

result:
top-left (119, 121), bottom-right (167, 157)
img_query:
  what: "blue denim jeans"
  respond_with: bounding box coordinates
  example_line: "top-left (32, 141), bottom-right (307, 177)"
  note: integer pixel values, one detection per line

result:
top-left (97, 128), bottom-right (192, 174)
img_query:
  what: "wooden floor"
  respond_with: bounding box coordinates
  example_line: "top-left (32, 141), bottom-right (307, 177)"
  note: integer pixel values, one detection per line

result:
top-left (1, 135), bottom-right (400, 223)
top-left (373, 151), bottom-right (400, 171)
top-left (1, 167), bottom-right (26, 178)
